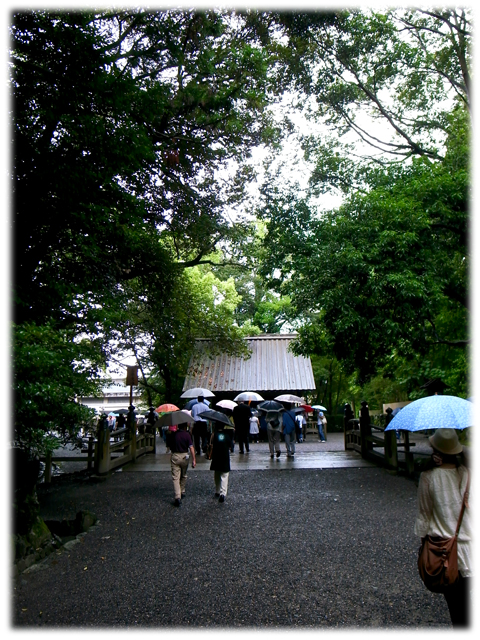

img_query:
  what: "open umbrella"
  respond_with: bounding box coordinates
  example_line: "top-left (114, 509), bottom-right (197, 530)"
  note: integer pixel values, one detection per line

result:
top-left (311, 405), bottom-right (327, 411)
top-left (198, 409), bottom-right (233, 427)
top-left (257, 400), bottom-right (284, 412)
top-left (384, 395), bottom-right (473, 432)
top-left (234, 392), bottom-right (264, 402)
top-left (180, 387), bottom-right (215, 399)
top-left (216, 399), bottom-right (238, 411)
top-left (156, 410), bottom-right (195, 427)
top-left (291, 406), bottom-right (307, 414)
top-left (301, 404), bottom-right (314, 413)
top-left (116, 408), bottom-right (140, 416)
top-left (155, 403), bottom-right (179, 413)
top-left (275, 394), bottom-right (305, 404)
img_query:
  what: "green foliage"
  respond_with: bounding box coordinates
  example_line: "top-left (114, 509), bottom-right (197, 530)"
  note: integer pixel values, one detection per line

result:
top-left (11, 8), bottom-right (472, 462)
top-left (13, 323), bottom-right (102, 456)
top-left (11, 9), bottom-right (281, 454)
top-left (11, 9), bottom-right (278, 328)
top-left (261, 107), bottom-right (469, 388)
top-left (117, 264), bottom-right (253, 405)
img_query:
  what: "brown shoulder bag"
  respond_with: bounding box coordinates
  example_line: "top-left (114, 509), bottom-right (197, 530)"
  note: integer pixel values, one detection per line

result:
top-left (206, 434), bottom-right (214, 460)
top-left (417, 471), bottom-right (469, 593)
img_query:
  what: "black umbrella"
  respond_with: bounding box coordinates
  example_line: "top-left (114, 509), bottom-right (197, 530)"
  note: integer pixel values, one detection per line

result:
top-left (197, 409), bottom-right (233, 427)
top-left (156, 410), bottom-right (195, 427)
top-left (291, 406), bottom-right (306, 414)
top-left (257, 400), bottom-right (284, 412)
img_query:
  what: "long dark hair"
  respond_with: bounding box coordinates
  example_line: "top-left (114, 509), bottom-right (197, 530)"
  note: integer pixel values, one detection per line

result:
top-left (431, 447), bottom-right (461, 467)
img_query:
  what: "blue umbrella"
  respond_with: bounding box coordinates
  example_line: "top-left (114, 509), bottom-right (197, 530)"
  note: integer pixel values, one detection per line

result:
top-left (384, 395), bottom-right (473, 432)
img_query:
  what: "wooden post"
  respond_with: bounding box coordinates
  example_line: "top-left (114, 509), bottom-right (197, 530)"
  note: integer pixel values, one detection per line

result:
top-left (87, 436), bottom-right (94, 471)
top-left (127, 405), bottom-right (137, 463)
top-left (145, 407), bottom-right (157, 454)
top-left (359, 401), bottom-right (372, 458)
top-left (126, 366), bottom-right (138, 410)
top-left (403, 431), bottom-right (415, 476)
top-left (343, 403), bottom-right (354, 450)
top-left (44, 452), bottom-right (52, 484)
top-left (94, 415), bottom-right (111, 475)
top-left (384, 429), bottom-right (398, 471)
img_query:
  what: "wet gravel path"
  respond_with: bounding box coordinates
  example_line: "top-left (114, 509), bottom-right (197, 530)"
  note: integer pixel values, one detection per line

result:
top-left (11, 464), bottom-right (453, 629)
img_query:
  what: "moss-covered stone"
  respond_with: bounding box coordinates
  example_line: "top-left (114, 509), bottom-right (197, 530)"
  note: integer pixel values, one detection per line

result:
top-left (75, 510), bottom-right (97, 532)
top-left (28, 516), bottom-right (52, 548)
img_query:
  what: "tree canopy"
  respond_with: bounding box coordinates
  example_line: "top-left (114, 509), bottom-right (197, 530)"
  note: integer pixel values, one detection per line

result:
top-left (257, 8), bottom-right (471, 390)
top-left (12, 9), bottom-right (277, 328)
top-left (11, 8), bottom-right (280, 453)
top-left (10, 7), bottom-right (472, 459)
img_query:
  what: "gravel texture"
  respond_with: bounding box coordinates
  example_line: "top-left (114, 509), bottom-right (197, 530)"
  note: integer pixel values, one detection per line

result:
top-left (11, 459), bottom-right (454, 630)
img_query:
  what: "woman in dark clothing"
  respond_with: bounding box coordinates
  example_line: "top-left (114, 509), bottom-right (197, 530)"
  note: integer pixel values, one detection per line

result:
top-left (209, 422), bottom-right (233, 503)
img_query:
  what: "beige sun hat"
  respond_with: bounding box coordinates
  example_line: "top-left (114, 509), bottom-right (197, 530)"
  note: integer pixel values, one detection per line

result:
top-left (428, 428), bottom-right (463, 455)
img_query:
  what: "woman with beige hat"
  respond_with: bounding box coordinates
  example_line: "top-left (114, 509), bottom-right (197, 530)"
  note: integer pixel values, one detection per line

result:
top-left (414, 428), bottom-right (471, 627)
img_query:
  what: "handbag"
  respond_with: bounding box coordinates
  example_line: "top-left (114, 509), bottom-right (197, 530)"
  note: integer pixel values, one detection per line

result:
top-left (417, 471), bottom-right (469, 593)
top-left (206, 435), bottom-right (214, 460)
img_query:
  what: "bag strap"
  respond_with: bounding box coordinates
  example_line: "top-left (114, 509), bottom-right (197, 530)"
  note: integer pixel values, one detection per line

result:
top-left (455, 470), bottom-right (470, 537)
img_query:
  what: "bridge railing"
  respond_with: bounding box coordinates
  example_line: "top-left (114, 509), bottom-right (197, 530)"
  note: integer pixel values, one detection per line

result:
top-left (42, 412), bottom-right (156, 482)
top-left (343, 409), bottom-right (418, 476)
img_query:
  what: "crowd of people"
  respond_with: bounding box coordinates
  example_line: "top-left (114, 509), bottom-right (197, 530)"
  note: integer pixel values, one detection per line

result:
top-left (162, 395), bottom-right (330, 505)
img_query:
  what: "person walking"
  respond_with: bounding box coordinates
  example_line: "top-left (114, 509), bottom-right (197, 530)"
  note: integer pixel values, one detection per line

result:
top-left (282, 408), bottom-right (296, 458)
top-left (209, 422), bottom-right (234, 503)
top-left (317, 411), bottom-right (327, 442)
top-left (266, 411), bottom-right (282, 458)
top-left (259, 413), bottom-right (268, 442)
top-left (190, 395), bottom-right (211, 455)
top-left (116, 413), bottom-right (126, 431)
top-left (302, 412), bottom-right (307, 442)
top-left (295, 412), bottom-right (304, 443)
top-left (414, 428), bottom-right (471, 628)
top-left (249, 413), bottom-right (260, 444)
top-left (107, 415), bottom-right (115, 432)
top-left (167, 422), bottom-right (196, 507)
top-left (232, 400), bottom-right (252, 454)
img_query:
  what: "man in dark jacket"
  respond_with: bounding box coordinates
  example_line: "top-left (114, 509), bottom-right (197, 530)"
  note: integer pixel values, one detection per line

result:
top-left (210, 422), bottom-right (234, 502)
top-left (232, 401), bottom-right (252, 454)
top-left (167, 423), bottom-right (196, 507)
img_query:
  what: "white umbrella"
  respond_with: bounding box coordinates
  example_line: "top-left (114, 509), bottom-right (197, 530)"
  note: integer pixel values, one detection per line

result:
top-left (180, 387), bottom-right (215, 399)
top-left (234, 392), bottom-right (264, 402)
top-left (311, 404), bottom-right (327, 411)
top-left (275, 394), bottom-right (305, 404)
top-left (216, 399), bottom-right (238, 410)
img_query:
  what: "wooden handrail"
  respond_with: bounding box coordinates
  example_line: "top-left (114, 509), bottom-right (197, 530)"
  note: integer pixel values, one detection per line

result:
top-left (41, 429), bottom-right (156, 482)
top-left (344, 411), bottom-right (417, 476)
